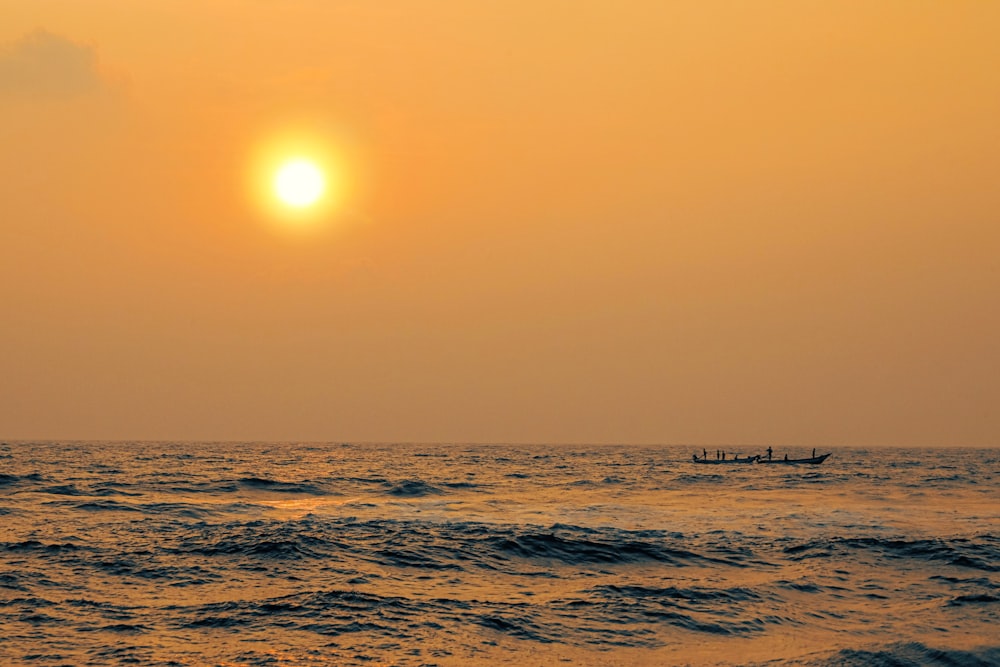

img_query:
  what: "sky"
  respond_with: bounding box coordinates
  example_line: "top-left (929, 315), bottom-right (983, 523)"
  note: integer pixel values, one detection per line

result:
top-left (1, 1), bottom-right (998, 446)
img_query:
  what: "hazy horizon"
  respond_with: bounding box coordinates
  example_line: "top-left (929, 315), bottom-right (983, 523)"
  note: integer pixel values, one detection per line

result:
top-left (0, 439), bottom-right (994, 450)
top-left (2, 1), bottom-right (998, 446)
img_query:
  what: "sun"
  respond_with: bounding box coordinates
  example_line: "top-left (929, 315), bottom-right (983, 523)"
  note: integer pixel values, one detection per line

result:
top-left (247, 124), bottom-right (363, 230)
top-left (273, 158), bottom-right (326, 208)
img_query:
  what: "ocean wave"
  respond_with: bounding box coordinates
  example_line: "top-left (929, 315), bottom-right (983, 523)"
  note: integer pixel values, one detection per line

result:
top-left (0, 473), bottom-right (21, 486)
top-left (929, 574), bottom-right (998, 588)
top-left (90, 481), bottom-right (142, 496)
top-left (172, 527), bottom-right (334, 560)
top-left (341, 475), bottom-right (391, 486)
top-left (37, 484), bottom-right (85, 496)
top-left (375, 546), bottom-right (464, 570)
top-left (947, 594), bottom-right (999, 607)
top-left (143, 476), bottom-right (332, 496)
top-left (595, 583), bottom-right (763, 604)
top-left (163, 480), bottom-right (241, 494)
top-left (790, 471), bottom-right (834, 485)
top-left (167, 587), bottom-right (663, 647)
top-left (783, 536), bottom-right (999, 572)
top-left (1, 540), bottom-right (87, 554)
top-left (82, 622), bottom-right (151, 634)
top-left (173, 589), bottom-right (421, 634)
top-left (131, 517), bottom-right (754, 577)
top-left (542, 583), bottom-right (783, 640)
top-left (237, 476), bottom-right (329, 494)
top-left (71, 500), bottom-right (143, 512)
top-left (671, 472), bottom-right (728, 484)
top-left (139, 502), bottom-right (227, 518)
top-left (486, 529), bottom-right (736, 567)
top-left (443, 481), bottom-right (481, 490)
top-left (475, 613), bottom-right (553, 642)
top-left (796, 641), bottom-right (1000, 667)
top-left (386, 479), bottom-right (445, 497)
top-left (0, 572), bottom-right (26, 591)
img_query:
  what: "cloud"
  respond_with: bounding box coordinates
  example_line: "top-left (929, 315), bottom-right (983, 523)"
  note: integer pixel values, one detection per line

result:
top-left (0, 29), bottom-right (111, 99)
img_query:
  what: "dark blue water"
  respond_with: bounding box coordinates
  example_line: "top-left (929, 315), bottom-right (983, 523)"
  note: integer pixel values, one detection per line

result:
top-left (0, 442), bottom-right (997, 666)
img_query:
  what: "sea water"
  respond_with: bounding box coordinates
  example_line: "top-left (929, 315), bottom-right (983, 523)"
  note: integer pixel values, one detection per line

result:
top-left (0, 442), bottom-right (997, 666)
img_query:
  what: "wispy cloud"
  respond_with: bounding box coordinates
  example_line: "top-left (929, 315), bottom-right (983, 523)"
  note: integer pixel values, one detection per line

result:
top-left (0, 29), bottom-right (112, 99)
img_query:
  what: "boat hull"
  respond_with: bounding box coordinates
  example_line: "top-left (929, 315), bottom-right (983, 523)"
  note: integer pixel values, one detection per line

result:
top-left (756, 453), bottom-right (830, 465)
top-left (691, 453), bottom-right (831, 465)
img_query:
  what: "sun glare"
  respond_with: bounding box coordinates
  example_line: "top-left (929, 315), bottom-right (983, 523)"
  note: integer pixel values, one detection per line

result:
top-left (248, 124), bottom-right (362, 230)
top-left (274, 159), bottom-right (325, 208)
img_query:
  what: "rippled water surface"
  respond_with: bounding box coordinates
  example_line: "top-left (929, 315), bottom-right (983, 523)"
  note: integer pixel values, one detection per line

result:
top-left (1, 442), bottom-right (997, 666)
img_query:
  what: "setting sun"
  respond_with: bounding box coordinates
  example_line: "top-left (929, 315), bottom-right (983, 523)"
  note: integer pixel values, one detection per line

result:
top-left (274, 158), bottom-right (325, 208)
top-left (247, 126), bottom-right (357, 229)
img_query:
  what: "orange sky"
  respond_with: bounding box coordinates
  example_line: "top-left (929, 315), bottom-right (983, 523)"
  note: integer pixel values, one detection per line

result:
top-left (1, 1), bottom-right (998, 445)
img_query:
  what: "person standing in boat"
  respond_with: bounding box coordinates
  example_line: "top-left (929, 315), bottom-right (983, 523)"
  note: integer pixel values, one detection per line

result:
top-left (703, 448), bottom-right (708, 461)
top-left (766, 446), bottom-right (773, 461)
top-left (812, 448), bottom-right (816, 458)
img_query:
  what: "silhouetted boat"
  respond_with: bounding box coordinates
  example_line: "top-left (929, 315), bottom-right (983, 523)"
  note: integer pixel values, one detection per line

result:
top-left (691, 453), bottom-right (831, 465)
top-left (692, 455), bottom-right (759, 464)
top-left (757, 453), bottom-right (830, 465)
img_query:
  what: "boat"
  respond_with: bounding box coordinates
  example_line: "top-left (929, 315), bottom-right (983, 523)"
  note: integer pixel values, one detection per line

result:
top-left (691, 455), bottom-right (759, 464)
top-left (691, 452), bottom-right (831, 465)
top-left (756, 453), bottom-right (830, 465)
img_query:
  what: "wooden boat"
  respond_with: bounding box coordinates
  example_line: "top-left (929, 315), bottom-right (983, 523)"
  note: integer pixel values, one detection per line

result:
top-left (692, 455), bottom-right (758, 464)
top-left (691, 453), bottom-right (831, 465)
top-left (756, 453), bottom-right (830, 465)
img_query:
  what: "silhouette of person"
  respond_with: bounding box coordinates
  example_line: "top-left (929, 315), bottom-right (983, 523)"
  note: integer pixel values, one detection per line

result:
top-left (812, 448), bottom-right (816, 458)
top-left (766, 446), bottom-right (773, 461)
top-left (784, 453), bottom-right (788, 461)
top-left (703, 449), bottom-right (708, 460)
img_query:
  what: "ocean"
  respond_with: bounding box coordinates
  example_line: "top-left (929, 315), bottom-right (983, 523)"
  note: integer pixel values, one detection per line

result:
top-left (0, 442), bottom-right (997, 666)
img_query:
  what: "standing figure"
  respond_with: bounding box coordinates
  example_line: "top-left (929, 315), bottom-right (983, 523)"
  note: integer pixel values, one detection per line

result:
top-left (766, 446), bottom-right (773, 461)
